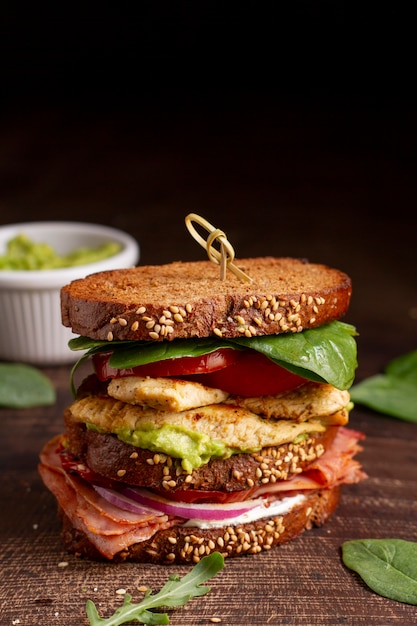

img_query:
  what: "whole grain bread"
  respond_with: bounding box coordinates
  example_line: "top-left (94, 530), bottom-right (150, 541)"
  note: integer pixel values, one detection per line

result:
top-left (64, 416), bottom-right (337, 492)
top-left (60, 257), bottom-right (352, 342)
top-left (58, 486), bottom-right (340, 563)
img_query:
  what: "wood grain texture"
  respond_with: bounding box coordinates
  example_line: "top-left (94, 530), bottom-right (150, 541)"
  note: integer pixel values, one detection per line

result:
top-left (1, 88), bottom-right (417, 624)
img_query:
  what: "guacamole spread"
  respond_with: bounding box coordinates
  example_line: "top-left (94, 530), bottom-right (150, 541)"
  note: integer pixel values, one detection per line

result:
top-left (0, 233), bottom-right (121, 270)
top-left (88, 422), bottom-right (229, 474)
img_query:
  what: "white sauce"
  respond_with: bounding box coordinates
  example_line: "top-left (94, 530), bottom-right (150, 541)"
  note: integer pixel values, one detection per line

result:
top-left (182, 493), bottom-right (306, 529)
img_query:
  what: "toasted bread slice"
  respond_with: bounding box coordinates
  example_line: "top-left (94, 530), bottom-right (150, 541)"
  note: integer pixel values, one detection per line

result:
top-left (63, 418), bottom-right (336, 492)
top-left (61, 257), bottom-right (351, 342)
top-left (57, 486), bottom-right (341, 563)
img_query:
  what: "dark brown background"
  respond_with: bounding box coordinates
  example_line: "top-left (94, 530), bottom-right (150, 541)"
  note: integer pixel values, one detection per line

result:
top-left (1, 5), bottom-right (416, 625)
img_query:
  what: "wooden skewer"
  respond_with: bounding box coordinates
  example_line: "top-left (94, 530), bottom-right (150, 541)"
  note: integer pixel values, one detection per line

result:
top-left (185, 213), bottom-right (253, 283)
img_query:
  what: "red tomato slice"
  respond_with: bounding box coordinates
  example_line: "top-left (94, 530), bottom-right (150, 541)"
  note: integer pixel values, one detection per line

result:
top-left (188, 350), bottom-right (306, 396)
top-left (60, 448), bottom-right (117, 488)
top-left (93, 348), bottom-right (240, 381)
top-left (93, 347), bottom-right (307, 396)
top-left (152, 487), bottom-right (258, 504)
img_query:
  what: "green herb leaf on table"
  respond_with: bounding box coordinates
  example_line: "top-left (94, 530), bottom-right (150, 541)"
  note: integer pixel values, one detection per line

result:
top-left (0, 363), bottom-right (56, 408)
top-left (85, 551), bottom-right (225, 625)
top-left (342, 538), bottom-right (417, 605)
top-left (350, 350), bottom-right (417, 422)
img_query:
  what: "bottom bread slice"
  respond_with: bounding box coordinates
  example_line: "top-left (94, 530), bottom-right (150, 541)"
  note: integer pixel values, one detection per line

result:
top-left (58, 486), bottom-right (341, 564)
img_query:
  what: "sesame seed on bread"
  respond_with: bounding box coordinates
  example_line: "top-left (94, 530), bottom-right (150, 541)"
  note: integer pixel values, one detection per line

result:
top-left (60, 257), bottom-right (352, 342)
top-left (58, 486), bottom-right (341, 564)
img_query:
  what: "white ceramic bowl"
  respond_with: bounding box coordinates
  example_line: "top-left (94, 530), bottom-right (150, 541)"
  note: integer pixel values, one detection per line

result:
top-left (0, 221), bottom-right (140, 365)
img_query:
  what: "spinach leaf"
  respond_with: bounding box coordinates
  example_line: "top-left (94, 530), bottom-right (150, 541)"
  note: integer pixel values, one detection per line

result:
top-left (69, 321), bottom-right (357, 391)
top-left (342, 538), bottom-right (417, 605)
top-left (0, 363), bottom-right (56, 408)
top-left (108, 339), bottom-right (239, 369)
top-left (386, 349), bottom-right (417, 383)
top-left (232, 321), bottom-right (358, 390)
top-left (350, 350), bottom-right (417, 422)
top-left (69, 336), bottom-right (116, 351)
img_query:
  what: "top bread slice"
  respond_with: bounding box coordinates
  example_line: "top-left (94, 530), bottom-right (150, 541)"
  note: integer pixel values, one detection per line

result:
top-left (61, 257), bottom-right (352, 342)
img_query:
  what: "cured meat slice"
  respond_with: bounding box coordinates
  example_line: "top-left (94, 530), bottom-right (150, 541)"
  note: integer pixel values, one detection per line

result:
top-left (39, 437), bottom-right (175, 558)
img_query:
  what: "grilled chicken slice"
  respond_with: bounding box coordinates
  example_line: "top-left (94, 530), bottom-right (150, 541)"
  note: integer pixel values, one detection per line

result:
top-left (107, 376), bottom-right (229, 412)
top-left (226, 382), bottom-right (350, 425)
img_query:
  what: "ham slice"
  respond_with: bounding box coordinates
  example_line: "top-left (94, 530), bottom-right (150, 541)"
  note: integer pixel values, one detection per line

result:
top-left (39, 436), bottom-right (176, 558)
top-left (40, 438), bottom-right (165, 527)
top-left (39, 426), bottom-right (366, 559)
top-left (303, 426), bottom-right (367, 486)
top-left (254, 427), bottom-right (367, 497)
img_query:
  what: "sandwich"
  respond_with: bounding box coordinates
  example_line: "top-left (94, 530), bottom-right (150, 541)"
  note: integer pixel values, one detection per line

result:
top-left (39, 256), bottom-right (366, 564)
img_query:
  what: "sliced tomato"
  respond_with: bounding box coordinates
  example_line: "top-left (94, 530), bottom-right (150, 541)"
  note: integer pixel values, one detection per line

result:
top-left (60, 448), bottom-right (117, 488)
top-left (152, 487), bottom-right (258, 504)
top-left (187, 350), bottom-right (306, 396)
top-left (93, 347), bottom-right (307, 396)
top-left (93, 348), bottom-right (240, 381)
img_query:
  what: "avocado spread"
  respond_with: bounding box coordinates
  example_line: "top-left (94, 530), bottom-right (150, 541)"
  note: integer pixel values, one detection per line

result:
top-left (119, 424), bottom-right (230, 474)
top-left (0, 233), bottom-right (121, 270)
top-left (88, 422), bottom-right (232, 473)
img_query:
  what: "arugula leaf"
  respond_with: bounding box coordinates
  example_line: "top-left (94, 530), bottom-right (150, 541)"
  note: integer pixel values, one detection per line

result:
top-left (350, 350), bottom-right (417, 422)
top-left (85, 552), bottom-right (225, 625)
top-left (0, 363), bottom-right (56, 408)
top-left (86, 597), bottom-right (168, 625)
top-left (342, 538), bottom-right (417, 605)
top-left (69, 321), bottom-right (358, 391)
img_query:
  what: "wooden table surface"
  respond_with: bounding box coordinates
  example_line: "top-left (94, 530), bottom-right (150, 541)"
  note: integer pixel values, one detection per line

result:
top-left (1, 90), bottom-right (416, 625)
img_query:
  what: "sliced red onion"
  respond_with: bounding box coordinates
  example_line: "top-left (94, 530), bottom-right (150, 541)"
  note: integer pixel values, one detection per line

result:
top-left (120, 486), bottom-right (264, 521)
top-left (93, 485), bottom-right (166, 517)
